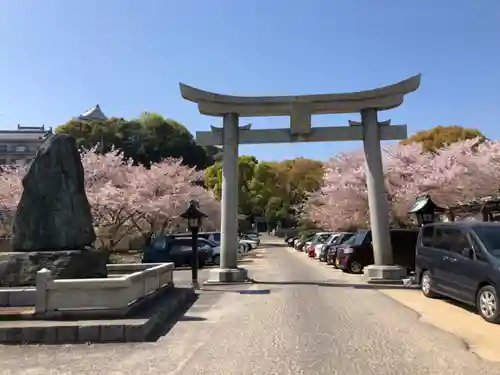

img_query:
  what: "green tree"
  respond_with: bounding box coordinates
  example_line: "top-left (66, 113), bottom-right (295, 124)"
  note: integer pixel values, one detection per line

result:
top-left (55, 113), bottom-right (215, 169)
top-left (400, 125), bottom-right (485, 152)
top-left (205, 156), bottom-right (324, 227)
top-left (204, 155), bottom-right (258, 213)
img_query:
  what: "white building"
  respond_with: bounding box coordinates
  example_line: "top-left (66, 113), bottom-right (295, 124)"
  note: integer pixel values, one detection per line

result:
top-left (76, 104), bottom-right (108, 122)
top-left (0, 125), bottom-right (52, 166)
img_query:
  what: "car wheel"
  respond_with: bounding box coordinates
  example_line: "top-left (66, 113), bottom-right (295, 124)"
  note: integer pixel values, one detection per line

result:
top-left (477, 285), bottom-right (500, 323)
top-left (212, 255), bottom-right (221, 266)
top-left (348, 261), bottom-right (363, 274)
top-left (421, 271), bottom-right (438, 298)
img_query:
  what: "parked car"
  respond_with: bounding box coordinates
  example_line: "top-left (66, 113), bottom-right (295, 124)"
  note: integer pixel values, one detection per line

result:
top-left (239, 236), bottom-right (258, 252)
top-left (293, 230), bottom-right (321, 250)
top-left (295, 234), bottom-right (314, 251)
top-left (313, 233), bottom-right (339, 259)
top-left (168, 235), bottom-right (247, 265)
top-left (335, 229), bottom-right (419, 274)
top-left (328, 233), bottom-right (361, 266)
top-left (304, 232), bottom-right (334, 254)
top-left (286, 236), bottom-right (297, 246)
top-left (142, 235), bottom-right (214, 267)
top-left (415, 221), bottom-right (500, 323)
top-left (285, 232), bottom-right (298, 243)
top-left (321, 232), bottom-right (355, 262)
top-left (170, 231), bottom-right (221, 244)
top-left (198, 231), bottom-right (221, 244)
top-left (241, 234), bottom-right (259, 245)
top-left (244, 232), bottom-right (260, 245)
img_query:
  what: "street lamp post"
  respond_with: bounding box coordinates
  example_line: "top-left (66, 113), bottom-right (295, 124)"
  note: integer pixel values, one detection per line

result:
top-left (180, 200), bottom-right (207, 288)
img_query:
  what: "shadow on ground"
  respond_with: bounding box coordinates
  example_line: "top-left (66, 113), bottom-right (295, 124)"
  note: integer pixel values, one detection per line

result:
top-left (174, 265), bottom-right (218, 271)
top-left (262, 242), bottom-right (288, 248)
top-left (438, 296), bottom-right (478, 314)
top-left (147, 293), bottom-right (202, 342)
top-left (179, 315), bottom-right (208, 322)
top-left (249, 279), bottom-right (414, 290)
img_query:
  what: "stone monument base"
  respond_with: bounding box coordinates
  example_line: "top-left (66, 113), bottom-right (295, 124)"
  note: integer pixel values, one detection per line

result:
top-left (0, 248), bottom-right (108, 287)
top-left (364, 265), bottom-right (407, 284)
top-left (204, 267), bottom-right (249, 285)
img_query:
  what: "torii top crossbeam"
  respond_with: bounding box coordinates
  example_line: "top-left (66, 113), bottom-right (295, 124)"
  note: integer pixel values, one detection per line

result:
top-left (179, 74), bottom-right (421, 117)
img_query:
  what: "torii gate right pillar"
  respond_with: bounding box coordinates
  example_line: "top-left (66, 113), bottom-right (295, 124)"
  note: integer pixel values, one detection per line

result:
top-left (361, 109), bottom-right (404, 281)
top-left (362, 109), bottom-right (393, 265)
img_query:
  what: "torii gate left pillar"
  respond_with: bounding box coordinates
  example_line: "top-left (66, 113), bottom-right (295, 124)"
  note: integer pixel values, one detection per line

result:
top-left (180, 74), bottom-right (421, 284)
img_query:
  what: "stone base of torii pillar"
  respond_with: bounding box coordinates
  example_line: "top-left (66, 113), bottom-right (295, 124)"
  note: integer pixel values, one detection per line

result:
top-left (364, 265), bottom-right (407, 284)
top-left (205, 267), bottom-right (249, 284)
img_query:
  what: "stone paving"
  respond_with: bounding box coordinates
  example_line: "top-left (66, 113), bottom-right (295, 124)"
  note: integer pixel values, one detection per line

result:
top-left (0, 241), bottom-right (499, 374)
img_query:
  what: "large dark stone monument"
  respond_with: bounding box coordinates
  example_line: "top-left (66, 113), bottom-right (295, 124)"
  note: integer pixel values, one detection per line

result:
top-left (0, 134), bottom-right (107, 286)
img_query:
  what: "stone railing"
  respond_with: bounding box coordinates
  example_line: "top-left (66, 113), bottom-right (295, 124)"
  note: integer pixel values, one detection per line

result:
top-left (35, 263), bottom-right (173, 317)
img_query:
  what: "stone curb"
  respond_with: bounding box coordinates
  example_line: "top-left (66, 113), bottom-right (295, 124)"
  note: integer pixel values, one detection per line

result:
top-left (0, 287), bottom-right (196, 345)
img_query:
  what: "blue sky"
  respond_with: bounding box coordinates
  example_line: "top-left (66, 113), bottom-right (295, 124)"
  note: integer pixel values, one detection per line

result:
top-left (0, 0), bottom-right (499, 161)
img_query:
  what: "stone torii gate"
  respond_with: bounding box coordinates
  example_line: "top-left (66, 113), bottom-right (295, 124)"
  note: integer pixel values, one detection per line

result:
top-left (180, 74), bottom-right (421, 283)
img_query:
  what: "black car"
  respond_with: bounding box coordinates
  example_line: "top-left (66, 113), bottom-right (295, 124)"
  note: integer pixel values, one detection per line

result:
top-left (172, 231), bottom-right (221, 244)
top-left (336, 229), bottom-right (419, 274)
top-left (321, 233), bottom-right (355, 262)
top-left (142, 235), bottom-right (214, 267)
top-left (415, 221), bottom-right (500, 323)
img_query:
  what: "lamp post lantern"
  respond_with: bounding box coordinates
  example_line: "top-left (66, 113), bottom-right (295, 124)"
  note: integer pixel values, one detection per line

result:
top-left (180, 200), bottom-right (207, 288)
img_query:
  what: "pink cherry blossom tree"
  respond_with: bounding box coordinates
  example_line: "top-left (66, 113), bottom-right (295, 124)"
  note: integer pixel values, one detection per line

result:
top-left (0, 148), bottom-right (221, 250)
top-left (0, 165), bottom-right (24, 237)
top-left (80, 148), bottom-right (139, 251)
top-left (303, 137), bottom-right (500, 230)
top-left (126, 158), bottom-right (220, 245)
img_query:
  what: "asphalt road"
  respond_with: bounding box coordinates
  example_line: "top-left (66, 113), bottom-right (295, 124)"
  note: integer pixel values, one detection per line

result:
top-left (1, 239), bottom-right (500, 375)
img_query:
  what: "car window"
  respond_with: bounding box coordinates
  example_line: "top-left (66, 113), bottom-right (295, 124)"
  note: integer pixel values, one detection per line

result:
top-left (197, 239), bottom-right (213, 248)
top-left (326, 234), bottom-right (337, 244)
top-left (212, 233), bottom-right (221, 242)
top-left (434, 227), bottom-right (470, 254)
top-left (339, 233), bottom-right (355, 244)
top-left (330, 234), bottom-right (344, 245)
top-left (317, 234), bottom-right (331, 243)
top-left (469, 234), bottom-right (488, 262)
top-left (452, 231), bottom-right (472, 255)
top-left (348, 231), bottom-right (370, 247)
top-left (433, 227), bottom-right (451, 251)
top-left (150, 236), bottom-right (167, 251)
top-left (420, 226), bottom-right (434, 247)
top-left (473, 226), bottom-right (500, 259)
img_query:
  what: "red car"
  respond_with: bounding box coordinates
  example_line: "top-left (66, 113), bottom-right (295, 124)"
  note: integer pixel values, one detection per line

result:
top-left (307, 245), bottom-right (316, 258)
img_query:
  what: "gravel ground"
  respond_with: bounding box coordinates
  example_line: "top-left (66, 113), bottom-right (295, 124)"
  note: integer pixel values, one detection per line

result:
top-left (0, 241), bottom-right (499, 375)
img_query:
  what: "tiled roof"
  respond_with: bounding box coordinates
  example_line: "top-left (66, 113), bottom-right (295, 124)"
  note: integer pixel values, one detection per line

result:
top-left (77, 104), bottom-right (108, 121)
